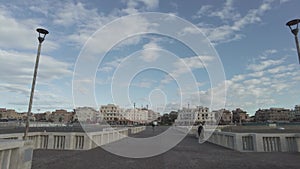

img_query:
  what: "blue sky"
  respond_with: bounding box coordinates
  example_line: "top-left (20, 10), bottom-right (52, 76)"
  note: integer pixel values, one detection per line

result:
top-left (0, 0), bottom-right (300, 115)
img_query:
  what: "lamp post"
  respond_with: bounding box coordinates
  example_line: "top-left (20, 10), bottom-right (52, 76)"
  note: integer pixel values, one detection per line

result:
top-left (24, 28), bottom-right (49, 140)
top-left (133, 102), bottom-right (136, 125)
top-left (286, 19), bottom-right (300, 64)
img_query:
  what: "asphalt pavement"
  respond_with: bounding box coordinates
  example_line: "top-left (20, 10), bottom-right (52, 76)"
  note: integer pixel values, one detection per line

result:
top-left (32, 126), bottom-right (300, 169)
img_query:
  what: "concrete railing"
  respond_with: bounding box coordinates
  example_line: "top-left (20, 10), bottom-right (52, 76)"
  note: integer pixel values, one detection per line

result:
top-left (0, 139), bottom-right (33, 169)
top-left (205, 131), bottom-right (300, 152)
top-left (0, 127), bottom-right (143, 151)
top-left (0, 127), bottom-right (144, 169)
top-left (173, 126), bottom-right (194, 134)
top-left (129, 126), bottom-right (146, 134)
top-left (174, 125), bottom-right (221, 135)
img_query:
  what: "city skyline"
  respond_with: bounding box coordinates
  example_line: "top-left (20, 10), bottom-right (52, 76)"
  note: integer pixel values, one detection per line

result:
top-left (1, 0), bottom-right (300, 115)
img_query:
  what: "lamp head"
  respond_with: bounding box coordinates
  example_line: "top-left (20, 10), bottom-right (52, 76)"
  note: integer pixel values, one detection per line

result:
top-left (286, 19), bottom-right (300, 36)
top-left (36, 28), bottom-right (49, 43)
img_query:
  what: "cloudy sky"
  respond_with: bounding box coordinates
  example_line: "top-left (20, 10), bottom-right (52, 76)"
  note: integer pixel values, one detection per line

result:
top-left (0, 0), bottom-right (300, 115)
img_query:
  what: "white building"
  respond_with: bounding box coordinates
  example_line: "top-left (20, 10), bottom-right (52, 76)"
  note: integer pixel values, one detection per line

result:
top-left (122, 108), bottom-right (160, 124)
top-left (122, 108), bottom-right (148, 124)
top-left (75, 107), bottom-right (101, 123)
top-left (99, 104), bottom-right (160, 125)
top-left (175, 106), bottom-right (216, 126)
top-left (147, 109), bottom-right (161, 122)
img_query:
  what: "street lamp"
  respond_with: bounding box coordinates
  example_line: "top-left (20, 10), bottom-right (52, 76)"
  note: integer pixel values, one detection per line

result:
top-left (286, 19), bottom-right (300, 64)
top-left (133, 102), bottom-right (136, 125)
top-left (23, 28), bottom-right (49, 140)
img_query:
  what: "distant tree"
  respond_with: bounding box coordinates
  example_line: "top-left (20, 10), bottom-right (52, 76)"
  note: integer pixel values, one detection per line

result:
top-left (169, 111), bottom-right (178, 123)
top-left (161, 113), bottom-right (171, 125)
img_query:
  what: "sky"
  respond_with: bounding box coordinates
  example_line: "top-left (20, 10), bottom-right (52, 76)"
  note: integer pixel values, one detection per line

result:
top-left (0, 0), bottom-right (300, 115)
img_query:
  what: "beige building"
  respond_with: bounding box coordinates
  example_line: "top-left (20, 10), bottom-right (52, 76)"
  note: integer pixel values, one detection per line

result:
top-left (50, 109), bottom-right (74, 123)
top-left (147, 109), bottom-right (160, 122)
top-left (100, 104), bottom-right (126, 124)
top-left (75, 107), bottom-right (100, 123)
top-left (0, 108), bottom-right (25, 120)
top-left (255, 108), bottom-right (292, 122)
top-left (214, 109), bottom-right (232, 125)
top-left (34, 111), bottom-right (52, 121)
top-left (232, 108), bottom-right (249, 124)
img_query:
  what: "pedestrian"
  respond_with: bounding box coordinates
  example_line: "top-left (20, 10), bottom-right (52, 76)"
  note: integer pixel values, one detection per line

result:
top-left (197, 124), bottom-right (203, 139)
top-left (151, 122), bottom-right (155, 132)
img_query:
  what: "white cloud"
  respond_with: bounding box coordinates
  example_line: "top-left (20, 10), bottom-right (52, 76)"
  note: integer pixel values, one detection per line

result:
top-left (140, 41), bottom-right (160, 62)
top-left (243, 78), bottom-right (261, 86)
top-left (248, 71), bottom-right (265, 77)
top-left (48, 0), bottom-right (160, 51)
top-left (98, 58), bottom-right (124, 73)
top-left (224, 56), bottom-right (300, 112)
top-left (0, 7), bottom-right (37, 50)
top-left (132, 79), bottom-right (157, 88)
top-left (210, 0), bottom-right (241, 21)
top-left (161, 55), bottom-right (214, 84)
top-left (0, 84), bottom-right (29, 96)
top-left (75, 15), bottom-right (152, 57)
top-left (231, 74), bottom-right (245, 82)
top-left (0, 49), bottom-right (73, 111)
top-left (7, 90), bottom-right (73, 111)
top-left (193, 0), bottom-right (282, 44)
top-left (53, 2), bottom-right (113, 29)
top-left (0, 49), bottom-right (72, 94)
top-left (179, 26), bottom-right (202, 36)
top-left (267, 65), bottom-right (287, 74)
top-left (174, 55), bottom-right (214, 74)
top-left (0, 5), bottom-right (58, 52)
top-left (247, 57), bottom-right (285, 72)
top-left (175, 49), bottom-right (300, 114)
top-left (123, 0), bottom-right (159, 13)
top-left (193, 5), bottom-right (212, 19)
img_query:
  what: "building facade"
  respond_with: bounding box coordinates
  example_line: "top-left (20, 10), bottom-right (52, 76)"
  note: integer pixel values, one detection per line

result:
top-left (255, 108), bottom-right (292, 122)
top-left (175, 106), bottom-right (216, 126)
top-left (50, 109), bottom-right (74, 123)
top-left (75, 107), bottom-right (100, 123)
top-left (0, 108), bottom-right (26, 120)
top-left (292, 105), bottom-right (300, 121)
top-left (100, 104), bottom-right (160, 125)
top-left (232, 108), bottom-right (249, 124)
top-left (34, 111), bottom-right (52, 122)
top-left (100, 104), bottom-right (126, 124)
top-left (214, 109), bottom-right (232, 125)
top-left (122, 108), bottom-right (149, 124)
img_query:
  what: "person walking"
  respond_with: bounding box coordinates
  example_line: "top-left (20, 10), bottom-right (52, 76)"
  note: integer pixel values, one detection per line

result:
top-left (152, 121), bottom-right (156, 132)
top-left (197, 124), bottom-right (204, 143)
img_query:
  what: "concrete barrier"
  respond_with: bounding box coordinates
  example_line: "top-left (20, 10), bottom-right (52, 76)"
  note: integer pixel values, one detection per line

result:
top-left (205, 131), bottom-right (300, 152)
top-left (174, 125), bottom-right (221, 136)
top-left (0, 127), bottom-right (141, 151)
top-left (129, 126), bottom-right (146, 134)
top-left (0, 126), bottom-right (143, 168)
top-left (0, 139), bottom-right (33, 169)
